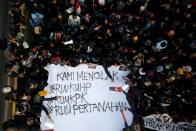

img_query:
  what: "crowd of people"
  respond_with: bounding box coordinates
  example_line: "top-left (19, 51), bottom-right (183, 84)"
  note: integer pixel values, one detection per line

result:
top-left (1, 0), bottom-right (196, 130)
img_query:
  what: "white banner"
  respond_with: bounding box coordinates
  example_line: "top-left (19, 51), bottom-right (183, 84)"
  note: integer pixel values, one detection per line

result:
top-left (143, 114), bottom-right (196, 131)
top-left (41, 64), bottom-right (133, 131)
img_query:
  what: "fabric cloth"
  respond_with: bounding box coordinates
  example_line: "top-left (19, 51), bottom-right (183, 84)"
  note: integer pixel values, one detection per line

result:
top-left (30, 13), bottom-right (44, 27)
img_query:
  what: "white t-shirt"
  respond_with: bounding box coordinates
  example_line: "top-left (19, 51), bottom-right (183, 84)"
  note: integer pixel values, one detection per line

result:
top-left (68, 15), bottom-right (81, 27)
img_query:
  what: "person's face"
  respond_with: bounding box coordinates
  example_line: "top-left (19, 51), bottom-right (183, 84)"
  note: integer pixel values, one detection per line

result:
top-left (85, 13), bottom-right (89, 18)
top-left (70, 0), bottom-right (76, 5)
top-left (64, 59), bottom-right (69, 64)
top-left (58, 15), bottom-right (63, 20)
top-left (131, 49), bottom-right (136, 53)
top-left (50, 42), bottom-right (55, 47)
top-left (146, 58), bottom-right (152, 63)
top-left (53, 0), bottom-right (57, 4)
top-left (143, 48), bottom-right (149, 53)
top-left (136, 58), bottom-right (142, 64)
top-left (133, 36), bottom-right (138, 42)
top-left (85, 14), bottom-right (90, 21)
top-left (27, 118), bottom-right (34, 126)
top-left (73, 15), bottom-right (77, 19)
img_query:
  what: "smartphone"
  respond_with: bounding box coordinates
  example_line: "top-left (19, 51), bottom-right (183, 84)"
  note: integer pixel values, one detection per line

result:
top-left (109, 87), bottom-right (122, 92)
top-left (88, 63), bottom-right (96, 69)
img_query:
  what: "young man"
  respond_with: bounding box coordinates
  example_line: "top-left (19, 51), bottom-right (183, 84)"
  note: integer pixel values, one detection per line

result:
top-left (68, 13), bottom-right (81, 27)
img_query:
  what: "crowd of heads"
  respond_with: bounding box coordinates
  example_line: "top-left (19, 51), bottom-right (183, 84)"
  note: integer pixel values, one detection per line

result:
top-left (1, 0), bottom-right (196, 130)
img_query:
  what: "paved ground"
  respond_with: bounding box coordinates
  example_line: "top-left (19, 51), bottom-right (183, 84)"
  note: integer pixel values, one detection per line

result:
top-left (0, 0), bottom-right (13, 128)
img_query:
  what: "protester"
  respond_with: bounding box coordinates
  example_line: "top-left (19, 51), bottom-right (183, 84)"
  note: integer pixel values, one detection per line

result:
top-left (68, 13), bottom-right (81, 27)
